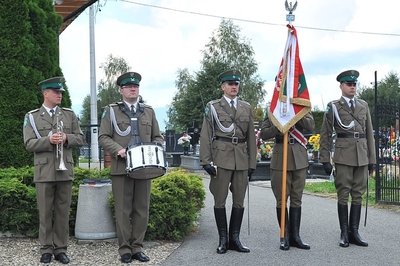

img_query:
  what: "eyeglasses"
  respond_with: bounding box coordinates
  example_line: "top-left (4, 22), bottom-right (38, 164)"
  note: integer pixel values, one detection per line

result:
top-left (343, 82), bottom-right (357, 87)
top-left (227, 82), bottom-right (239, 86)
top-left (122, 84), bottom-right (139, 89)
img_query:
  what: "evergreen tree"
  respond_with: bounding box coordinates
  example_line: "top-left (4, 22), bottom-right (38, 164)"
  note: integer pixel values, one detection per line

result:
top-left (0, 0), bottom-right (64, 167)
top-left (357, 71), bottom-right (400, 128)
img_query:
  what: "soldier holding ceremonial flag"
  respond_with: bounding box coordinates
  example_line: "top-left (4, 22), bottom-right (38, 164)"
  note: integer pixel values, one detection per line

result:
top-left (261, 23), bottom-right (314, 251)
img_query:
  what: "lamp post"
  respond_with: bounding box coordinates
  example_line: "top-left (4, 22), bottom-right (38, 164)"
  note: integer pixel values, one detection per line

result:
top-left (89, 4), bottom-right (99, 163)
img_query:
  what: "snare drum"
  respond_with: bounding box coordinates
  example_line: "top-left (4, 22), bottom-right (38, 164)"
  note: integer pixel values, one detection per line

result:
top-left (125, 142), bottom-right (166, 180)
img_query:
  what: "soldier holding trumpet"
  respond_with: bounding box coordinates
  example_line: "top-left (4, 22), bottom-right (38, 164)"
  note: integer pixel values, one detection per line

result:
top-left (23, 77), bottom-right (85, 264)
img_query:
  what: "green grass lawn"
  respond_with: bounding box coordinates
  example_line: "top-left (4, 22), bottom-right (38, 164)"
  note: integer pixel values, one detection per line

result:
top-left (304, 178), bottom-right (376, 205)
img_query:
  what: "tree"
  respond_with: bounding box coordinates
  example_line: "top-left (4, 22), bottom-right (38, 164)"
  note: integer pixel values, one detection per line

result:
top-left (167, 19), bottom-right (266, 132)
top-left (79, 54), bottom-right (131, 126)
top-left (0, 0), bottom-right (65, 168)
top-left (357, 71), bottom-right (400, 128)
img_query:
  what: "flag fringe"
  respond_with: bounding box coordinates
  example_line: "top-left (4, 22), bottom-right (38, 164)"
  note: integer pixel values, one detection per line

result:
top-left (268, 106), bottom-right (311, 133)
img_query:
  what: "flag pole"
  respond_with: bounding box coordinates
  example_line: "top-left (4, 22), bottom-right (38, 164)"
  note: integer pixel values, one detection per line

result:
top-left (279, 0), bottom-right (298, 242)
top-left (280, 131), bottom-right (289, 240)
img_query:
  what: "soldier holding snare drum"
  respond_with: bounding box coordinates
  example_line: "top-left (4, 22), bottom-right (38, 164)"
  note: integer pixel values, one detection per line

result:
top-left (99, 72), bottom-right (164, 263)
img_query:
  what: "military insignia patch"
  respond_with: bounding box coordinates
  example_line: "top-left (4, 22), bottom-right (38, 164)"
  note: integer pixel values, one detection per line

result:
top-left (205, 106), bottom-right (210, 116)
top-left (263, 109), bottom-right (269, 119)
top-left (101, 109), bottom-right (108, 119)
top-left (23, 117), bottom-right (28, 128)
top-left (325, 105), bottom-right (331, 114)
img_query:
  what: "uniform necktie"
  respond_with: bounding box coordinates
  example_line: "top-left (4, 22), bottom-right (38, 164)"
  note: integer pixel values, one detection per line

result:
top-left (350, 99), bottom-right (355, 113)
top-left (230, 100), bottom-right (236, 115)
top-left (50, 109), bottom-right (55, 122)
top-left (130, 105), bottom-right (136, 115)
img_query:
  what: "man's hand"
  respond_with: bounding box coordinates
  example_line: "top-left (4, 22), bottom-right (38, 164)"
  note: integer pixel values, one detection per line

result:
top-left (323, 162), bottom-right (333, 176)
top-left (368, 164), bottom-right (374, 174)
top-left (203, 164), bottom-right (216, 176)
top-left (248, 168), bottom-right (254, 181)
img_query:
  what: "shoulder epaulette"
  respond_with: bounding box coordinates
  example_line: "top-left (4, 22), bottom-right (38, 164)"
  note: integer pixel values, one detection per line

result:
top-left (28, 108), bottom-right (39, 114)
top-left (141, 103), bottom-right (152, 109)
top-left (238, 99), bottom-right (250, 106)
top-left (61, 107), bottom-right (73, 112)
top-left (109, 103), bottom-right (120, 107)
top-left (209, 99), bottom-right (221, 105)
top-left (356, 98), bottom-right (366, 104)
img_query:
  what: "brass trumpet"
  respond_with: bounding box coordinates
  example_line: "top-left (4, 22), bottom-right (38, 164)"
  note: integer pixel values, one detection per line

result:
top-left (55, 113), bottom-right (68, 171)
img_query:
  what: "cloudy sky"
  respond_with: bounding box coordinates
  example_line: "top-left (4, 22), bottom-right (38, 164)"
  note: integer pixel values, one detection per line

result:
top-left (59, 0), bottom-right (400, 129)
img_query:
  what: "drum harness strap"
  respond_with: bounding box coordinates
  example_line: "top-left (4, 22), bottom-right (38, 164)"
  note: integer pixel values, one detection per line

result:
top-left (118, 102), bottom-right (145, 146)
top-left (109, 102), bottom-right (145, 145)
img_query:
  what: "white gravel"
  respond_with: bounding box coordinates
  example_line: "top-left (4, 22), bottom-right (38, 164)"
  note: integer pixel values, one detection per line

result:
top-left (0, 237), bottom-right (181, 265)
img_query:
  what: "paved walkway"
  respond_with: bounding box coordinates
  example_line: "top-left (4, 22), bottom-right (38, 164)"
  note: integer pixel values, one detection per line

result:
top-left (161, 177), bottom-right (400, 266)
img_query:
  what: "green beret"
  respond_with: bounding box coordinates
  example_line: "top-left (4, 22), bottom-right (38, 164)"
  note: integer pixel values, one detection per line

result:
top-left (38, 77), bottom-right (65, 91)
top-left (336, 70), bottom-right (359, 83)
top-left (218, 69), bottom-right (241, 84)
top-left (117, 72), bottom-right (142, 86)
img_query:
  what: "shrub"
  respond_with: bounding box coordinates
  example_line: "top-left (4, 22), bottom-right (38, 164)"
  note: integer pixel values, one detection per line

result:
top-left (0, 166), bottom-right (206, 242)
top-left (0, 166), bottom-right (111, 237)
top-left (0, 177), bottom-right (38, 236)
top-left (108, 168), bottom-right (206, 241)
top-left (147, 169), bottom-right (205, 241)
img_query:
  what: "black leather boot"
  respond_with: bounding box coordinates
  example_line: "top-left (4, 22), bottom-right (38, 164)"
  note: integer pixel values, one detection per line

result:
top-left (214, 207), bottom-right (229, 254)
top-left (289, 207), bottom-right (310, 249)
top-left (228, 207), bottom-right (250, 252)
top-left (338, 203), bottom-right (349, 247)
top-left (349, 204), bottom-right (368, 247)
top-left (276, 208), bottom-right (290, 251)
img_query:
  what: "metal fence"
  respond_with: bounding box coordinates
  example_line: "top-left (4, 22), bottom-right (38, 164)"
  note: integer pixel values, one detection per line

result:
top-left (79, 124), bottom-right (105, 170)
top-left (374, 103), bottom-right (400, 205)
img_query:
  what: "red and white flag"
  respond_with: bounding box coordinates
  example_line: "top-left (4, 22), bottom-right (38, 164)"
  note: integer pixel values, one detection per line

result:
top-left (268, 24), bottom-right (311, 133)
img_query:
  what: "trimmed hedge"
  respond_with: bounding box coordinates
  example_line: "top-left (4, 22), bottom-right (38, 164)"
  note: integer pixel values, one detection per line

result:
top-left (0, 167), bottom-right (205, 241)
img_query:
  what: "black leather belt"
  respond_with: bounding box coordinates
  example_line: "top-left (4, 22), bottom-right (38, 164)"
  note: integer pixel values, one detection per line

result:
top-left (337, 133), bottom-right (366, 138)
top-left (275, 137), bottom-right (297, 144)
top-left (215, 136), bottom-right (246, 144)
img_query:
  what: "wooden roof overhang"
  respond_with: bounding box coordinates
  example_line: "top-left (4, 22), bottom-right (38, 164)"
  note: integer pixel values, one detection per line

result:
top-left (55, 0), bottom-right (99, 34)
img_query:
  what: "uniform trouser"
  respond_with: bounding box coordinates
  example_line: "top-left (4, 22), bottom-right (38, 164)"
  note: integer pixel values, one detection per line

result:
top-left (270, 168), bottom-right (307, 208)
top-left (112, 175), bottom-right (151, 255)
top-left (36, 181), bottom-right (72, 255)
top-left (209, 168), bottom-right (248, 208)
top-left (334, 164), bottom-right (368, 205)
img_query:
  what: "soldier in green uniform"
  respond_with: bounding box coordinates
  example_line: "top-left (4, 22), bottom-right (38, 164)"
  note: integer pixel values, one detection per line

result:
top-left (98, 72), bottom-right (163, 263)
top-left (199, 70), bottom-right (257, 254)
top-left (23, 77), bottom-right (86, 264)
top-left (319, 70), bottom-right (376, 248)
top-left (260, 112), bottom-right (314, 250)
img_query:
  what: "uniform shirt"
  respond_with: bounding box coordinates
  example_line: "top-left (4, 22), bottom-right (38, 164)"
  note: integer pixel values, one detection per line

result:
top-left (319, 97), bottom-right (376, 166)
top-left (23, 106), bottom-right (86, 182)
top-left (260, 113), bottom-right (315, 171)
top-left (199, 97), bottom-right (257, 171)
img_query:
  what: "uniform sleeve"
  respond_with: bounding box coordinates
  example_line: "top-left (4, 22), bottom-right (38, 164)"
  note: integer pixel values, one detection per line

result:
top-left (65, 111), bottom-right (86, 148)
top-left (199, 103), bottom-right (213, 166)
top-left (149, 108), bottom-right (164, 144)
top-left (23, 113), bottom-right (53, 153)
top-left (365, 103), bottom-right (376, 163)
top-left (296, 112), bottom-right (315, 133)
top-left (260, 115), bottom-right (280, 140)
top-left (246, 108), bottom-right (257, 169)
top-left (319, 103), bottom-right (333, 163)
top-left (98, 106), bottom-right (125, 156)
